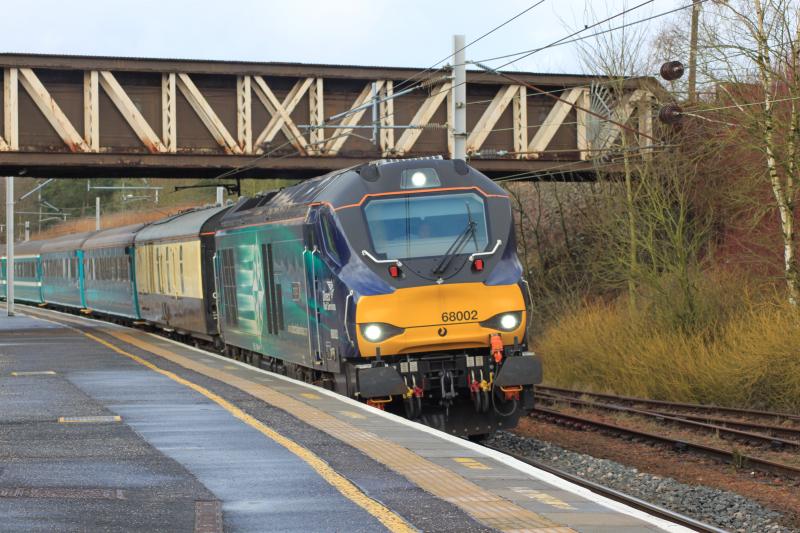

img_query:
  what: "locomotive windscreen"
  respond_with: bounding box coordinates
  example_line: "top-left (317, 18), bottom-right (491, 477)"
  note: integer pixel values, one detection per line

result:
top-left (363, 192), bottom-right (489, 259)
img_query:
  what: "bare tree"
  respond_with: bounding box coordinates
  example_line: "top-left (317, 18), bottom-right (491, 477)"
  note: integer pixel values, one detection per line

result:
top-left (694, 0), bottom-right (800, 306)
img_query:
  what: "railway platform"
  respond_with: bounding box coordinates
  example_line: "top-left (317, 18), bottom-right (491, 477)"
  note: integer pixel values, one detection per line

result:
top-left (0, 307), bottom-right (689, 533)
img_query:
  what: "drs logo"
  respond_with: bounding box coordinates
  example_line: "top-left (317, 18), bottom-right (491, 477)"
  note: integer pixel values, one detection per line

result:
top-left (441, 310), bottom-right (478, 323)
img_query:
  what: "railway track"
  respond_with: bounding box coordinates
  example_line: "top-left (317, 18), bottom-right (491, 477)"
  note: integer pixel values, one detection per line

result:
top-left (538, 386), bottom-right (800, 424)
top-left (536, 391), bottom-right (800, 450)
top-left (531, 404), bottom-right (800, 480)
top-left (484, 444), bottom-right (727, 533)
top-left (531, 387), bottom-right (800, 480)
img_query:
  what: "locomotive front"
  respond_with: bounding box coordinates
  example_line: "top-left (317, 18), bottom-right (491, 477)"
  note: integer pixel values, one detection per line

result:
top-left (331, 158), bottom-right (541, 436)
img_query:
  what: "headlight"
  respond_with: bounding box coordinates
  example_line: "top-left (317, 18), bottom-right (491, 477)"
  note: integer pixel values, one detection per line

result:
top-left (500, 313), bottom-right (518, 330)
top-left (359, 322), bottom-right (405, 343)
top-left (364, 324), bottom-right (382, 341)
top-left (479, 311), bottom-right (523, 332)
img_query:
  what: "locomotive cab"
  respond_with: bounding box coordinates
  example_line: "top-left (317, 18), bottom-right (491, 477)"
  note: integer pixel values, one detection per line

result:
top-left (327, 157), bottom-right (542, 436)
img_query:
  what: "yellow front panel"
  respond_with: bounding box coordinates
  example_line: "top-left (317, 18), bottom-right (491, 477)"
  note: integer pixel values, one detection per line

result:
top-left (355, 282), bottom-right (526, 357)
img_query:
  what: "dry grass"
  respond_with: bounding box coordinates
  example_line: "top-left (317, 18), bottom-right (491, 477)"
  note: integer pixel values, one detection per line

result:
top-left (538, 275), bottom-right (800, 412)
top-left (31, 203), bottom-right (197, 240)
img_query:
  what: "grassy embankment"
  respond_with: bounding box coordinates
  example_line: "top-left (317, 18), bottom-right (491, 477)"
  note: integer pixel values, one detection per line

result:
top-left (537, 274), bottom-right (800, 412)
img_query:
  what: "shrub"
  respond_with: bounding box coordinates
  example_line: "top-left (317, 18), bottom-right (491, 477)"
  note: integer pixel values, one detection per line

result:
top-left (537, 273), bottom-right (800, 412)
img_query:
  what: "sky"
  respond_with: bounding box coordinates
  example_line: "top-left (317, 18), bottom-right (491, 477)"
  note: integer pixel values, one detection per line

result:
top-left (0, 0), bottom-right (687, 75)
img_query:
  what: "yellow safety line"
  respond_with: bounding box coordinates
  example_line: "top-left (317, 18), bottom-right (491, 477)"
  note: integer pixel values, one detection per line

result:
top-left (79, 331), bottom-right (415, 533)
top-left (17, 306), bottom-right (566, 532)
top-left (58, 415), bottom-right (122, 423)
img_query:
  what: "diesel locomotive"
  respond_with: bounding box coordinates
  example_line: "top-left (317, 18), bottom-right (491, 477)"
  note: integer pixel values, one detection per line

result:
top-left (1, 157), bottom-right (542, 437)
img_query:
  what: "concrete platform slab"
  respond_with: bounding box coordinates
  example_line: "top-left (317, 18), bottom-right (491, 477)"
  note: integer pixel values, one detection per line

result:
top-left (1, 307), bottom-right (694, 533)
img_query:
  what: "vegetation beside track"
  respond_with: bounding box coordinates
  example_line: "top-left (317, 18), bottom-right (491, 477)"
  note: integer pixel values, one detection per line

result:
top-left (506, 2), bottom-right (800, 415)
top-left (535, 277), bottom-right (800, 413)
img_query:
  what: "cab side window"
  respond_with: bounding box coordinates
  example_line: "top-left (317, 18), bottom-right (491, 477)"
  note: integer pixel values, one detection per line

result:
top-left (320, 212), bottom-right (342, 266)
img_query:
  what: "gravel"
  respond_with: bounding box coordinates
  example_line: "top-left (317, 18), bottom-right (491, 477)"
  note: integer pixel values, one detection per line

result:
top-left (486, 431), bottom-right (797, 533)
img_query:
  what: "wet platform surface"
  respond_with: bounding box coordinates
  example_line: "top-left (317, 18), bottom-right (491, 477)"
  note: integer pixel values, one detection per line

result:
top-left (0, 309), bottom-right (688, 532)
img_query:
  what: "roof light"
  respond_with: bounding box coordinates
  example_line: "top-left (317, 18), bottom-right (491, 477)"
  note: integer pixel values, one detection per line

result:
top-left (400, 168), bottom-right (440, 189)
top-left (410, 171), bottom-right (427, 187)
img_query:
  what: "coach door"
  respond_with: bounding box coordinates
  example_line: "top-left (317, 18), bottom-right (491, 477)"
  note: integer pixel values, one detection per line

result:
top-left (303, 244), bottom-right (323, 367)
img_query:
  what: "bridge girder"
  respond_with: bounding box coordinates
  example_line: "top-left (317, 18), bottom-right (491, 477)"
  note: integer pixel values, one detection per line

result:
top-left (0, 54), bottom-right (659, 179)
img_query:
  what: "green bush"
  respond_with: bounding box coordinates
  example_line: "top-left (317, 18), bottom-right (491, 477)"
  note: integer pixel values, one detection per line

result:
top-left (537, 273), bottom-right (800, 412)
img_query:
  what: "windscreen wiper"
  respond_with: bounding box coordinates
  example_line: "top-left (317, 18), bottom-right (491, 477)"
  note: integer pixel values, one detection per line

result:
top-left (433, 206), bottom-right (477, 275)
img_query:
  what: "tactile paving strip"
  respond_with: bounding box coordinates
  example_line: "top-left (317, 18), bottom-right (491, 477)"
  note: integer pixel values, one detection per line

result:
top-left (110, 329), bottom-right (574, 533)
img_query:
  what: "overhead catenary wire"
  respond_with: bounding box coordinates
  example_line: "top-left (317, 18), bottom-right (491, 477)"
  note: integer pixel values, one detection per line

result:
top-left (388, 0), bottom-right (549, 95)
top-left (361, 0), bottom-right (710, 145)
top-left (366, 0), bottom-right (665, 132)
top-left (683, 93), bottom-right (800, 114)
top-left (492, 143), bottom-right (670, 183)
top-left (207, 0), bottom-right (703, 183)
top-left (473, 0), bottom-right (708, 66)
top-left (204, 4), bottom-right (552, 182)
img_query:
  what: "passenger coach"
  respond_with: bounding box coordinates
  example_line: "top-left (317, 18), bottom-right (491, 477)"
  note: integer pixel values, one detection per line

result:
top-left (41, 232), bottom-right (93, 310)
top-left (134, 206), bottom-right (229, 339)
top-left (82, 223), bottom-right (146, 319)
top-left (1, 240), bottom-right (45, 304)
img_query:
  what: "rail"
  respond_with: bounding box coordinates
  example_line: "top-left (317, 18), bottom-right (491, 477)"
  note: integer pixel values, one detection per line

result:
top-left (531, 407), bottom-right (800, 480)
top-left (536, 392), bottom-right (800, 450)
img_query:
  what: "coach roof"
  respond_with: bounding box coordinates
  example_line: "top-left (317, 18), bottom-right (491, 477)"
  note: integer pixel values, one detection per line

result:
top-left (83, 222), bottom-right (147, 250)
top-left (40, 231), bottom-right (96, 254)
top-left (135, 205), bottom-right (229, 243)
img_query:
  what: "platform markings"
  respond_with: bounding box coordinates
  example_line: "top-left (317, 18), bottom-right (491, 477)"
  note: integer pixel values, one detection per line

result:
top-left (510, 487), bottom-right (576, 510)
top-left (58, 415), bottom-right (122, 424)
top-left (10, 370), bottom-right (56, 376)
top-left (16, 304), bottom-right (694, 533)
top-left (106, 327), bottom-right (565, 532)
top-left (21, 308), bottom-right (568, 532)
top-left (300, 392), bottom-right (322, 400)
top-left (223, 365), bottom-right (238, 370)
top-left (76, 330), bottom-right (415, 533)
top-left (339, 410), bottom-right (367, 420)
top-left (453, 457), bottom-right (492, 470)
